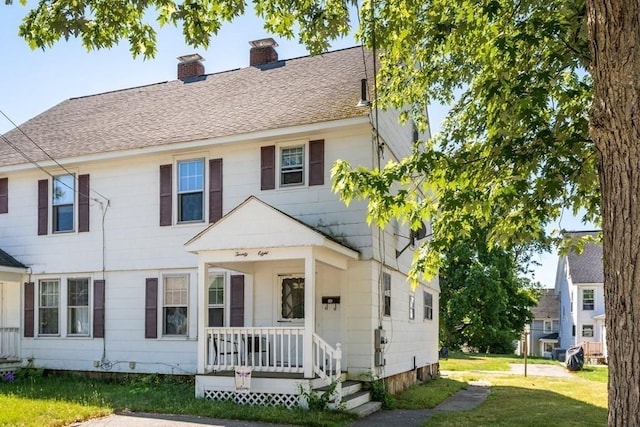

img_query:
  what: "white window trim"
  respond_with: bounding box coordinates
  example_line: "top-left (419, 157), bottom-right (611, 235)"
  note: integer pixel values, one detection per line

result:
top-left (382, 272), bottom-right (391, 317)
top-left (67, 277), bottom-right (91, 337)
top-left (37, 275), bottom-right (93, 338)
top-left (276, 140), bottom-right (308, 189)
top-left (38, 279), bottom-right (61, 337)
top-left (49, 169), bottom-right (79, 235)
top-left (161, 274), bottom-right (190, 337)
top-left (172, 153), bottom-right (209, 225)
top-left (409, 294), bottom-right (415, 320)
top-left (424, 290), bottom-right (433, 321)
top-left (582, 324), bottom-right (594, 338)
top-left (582, 288), bottom-right (595, 311)
top-left (276, 273), bottom-right (305, 324)
top-left (207, 271), bottom-right (226, 327)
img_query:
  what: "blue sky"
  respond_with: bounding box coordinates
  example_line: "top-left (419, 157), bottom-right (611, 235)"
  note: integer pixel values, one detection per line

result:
top-left (0, 3), bottom-right (594, 287)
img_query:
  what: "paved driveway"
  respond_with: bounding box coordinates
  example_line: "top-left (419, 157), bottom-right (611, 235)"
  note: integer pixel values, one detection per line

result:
top-left (507, 363), bottom-right (574, 377)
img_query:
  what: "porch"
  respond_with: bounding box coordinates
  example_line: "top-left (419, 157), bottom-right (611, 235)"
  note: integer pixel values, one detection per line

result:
top-left (582, 341), bottom-right (607, 364)
top-left (0, 327), bottom-right (19, 360)
top-left (197, 326), bottom-right (343, 408)
top-left (0, 327), bottom-right (21, 376)
top-left (187, 197), bottom-right (360, 408)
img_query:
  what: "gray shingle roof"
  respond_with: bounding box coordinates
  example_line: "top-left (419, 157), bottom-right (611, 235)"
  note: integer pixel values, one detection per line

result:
top-left (532, 288), bottom-right (559, 319)
top-left (0, 248), bottom-right (26, 269)
top-left (1, 47), bottom-right (371, 167)
top-left (566, 231), bottom-right (603, 284)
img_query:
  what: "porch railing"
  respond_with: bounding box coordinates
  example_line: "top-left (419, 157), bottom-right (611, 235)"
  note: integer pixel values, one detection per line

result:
top-left (204, 328), bottom-right (343, 394)
top-left (312, 333), bottom-right (342, 404)
top-left (582, 341), bottom-right (605, 358)
top-left (205, 327), bottom-right (304, 373)
top-left (0, 327), bottom-right (19, 359)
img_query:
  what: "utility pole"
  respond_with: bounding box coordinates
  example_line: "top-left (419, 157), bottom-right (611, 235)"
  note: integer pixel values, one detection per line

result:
top-left (523, 325), bottom-right (530, 377)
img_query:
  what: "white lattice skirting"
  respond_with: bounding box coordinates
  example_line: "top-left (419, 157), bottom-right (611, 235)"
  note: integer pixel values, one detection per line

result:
top-left (203, 389), bottom-right (300, 409)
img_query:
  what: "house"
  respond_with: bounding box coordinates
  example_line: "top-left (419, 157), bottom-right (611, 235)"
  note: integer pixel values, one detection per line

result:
top-left (555, 231), bottom-right (606, 362)
top-left (517, 289), bottom-right (560, 358)
top-left (0, 39), bottom-right (439, 409)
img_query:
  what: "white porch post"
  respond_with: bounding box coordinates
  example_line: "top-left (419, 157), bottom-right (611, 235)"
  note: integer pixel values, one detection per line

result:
top-left (304, 249), bottom-right (316, 378)
top-left (196, 258), bottom-right (207, 374)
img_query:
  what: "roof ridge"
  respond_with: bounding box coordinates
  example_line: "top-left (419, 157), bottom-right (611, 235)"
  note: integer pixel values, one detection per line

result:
top-left (67, 45), bottom-right (363, 102)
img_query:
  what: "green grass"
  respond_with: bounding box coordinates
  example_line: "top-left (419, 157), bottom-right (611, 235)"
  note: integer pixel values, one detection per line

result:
top-left (575, 365), bottom-right (608, 383)
top-left (440, 351), bottom-right (562, 371)
top-left (425, 374), bottom-right (607, 427)
top-left (394, 377), bottom-right (466, 409)
top-left (0, 356), bottom-right (609, 427)
top-left (0, 372), bottom-right (357, 427)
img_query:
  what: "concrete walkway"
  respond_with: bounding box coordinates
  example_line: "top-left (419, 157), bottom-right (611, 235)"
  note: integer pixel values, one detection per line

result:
top-left (350, 383), bottom-right (490, 426)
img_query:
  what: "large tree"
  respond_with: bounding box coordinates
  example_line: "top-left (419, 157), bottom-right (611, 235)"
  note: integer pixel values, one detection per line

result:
top-left (7, 0), bottom-right (639, 424)
top-left (439, 231), bottom-right (538, 354)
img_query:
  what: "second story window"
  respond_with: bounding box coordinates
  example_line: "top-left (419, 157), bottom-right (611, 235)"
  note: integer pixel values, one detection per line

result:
top-left (52, 174), bottom-right (75, 232)
top-left (424, 291), bottom-right (433, 320)
top-left (177, 159), bottom-right (204, 222)
top-left (280, 146), bottom-right (304, 186)
top-left (583, 289), bottom-right (595, 310)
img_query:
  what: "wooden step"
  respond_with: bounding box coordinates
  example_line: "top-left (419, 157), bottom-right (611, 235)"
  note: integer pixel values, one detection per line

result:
top-left (336, 390), bottom-right (371, 410)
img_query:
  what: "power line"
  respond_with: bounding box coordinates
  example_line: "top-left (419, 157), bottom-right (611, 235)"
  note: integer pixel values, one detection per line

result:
top-left (0, 109), bottom-right (110, 203)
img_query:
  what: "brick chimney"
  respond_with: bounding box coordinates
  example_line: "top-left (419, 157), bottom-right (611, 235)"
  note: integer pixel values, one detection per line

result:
top-left (177, 53), bottom-right (205, 80)
top-left (249, 38), bottom-right (279, 66)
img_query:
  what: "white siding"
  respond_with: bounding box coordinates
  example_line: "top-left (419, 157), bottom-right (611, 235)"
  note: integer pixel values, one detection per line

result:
top-left (4, 119), bottom-right (439, 377)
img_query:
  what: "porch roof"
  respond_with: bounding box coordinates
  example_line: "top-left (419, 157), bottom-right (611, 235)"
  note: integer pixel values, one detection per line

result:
top-left (0, 248), bottom-right (27, 282)
top-left (185, 196), bottom-right (359, 269)
top-left (539, 332), bottom-right (559, 342)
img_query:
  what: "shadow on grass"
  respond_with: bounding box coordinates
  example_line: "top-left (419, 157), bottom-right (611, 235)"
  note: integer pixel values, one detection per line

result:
top-left (426, 384), bottom-right (606, 427)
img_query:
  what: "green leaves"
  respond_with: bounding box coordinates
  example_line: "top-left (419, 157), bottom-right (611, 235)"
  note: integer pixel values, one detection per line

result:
top-left (8, 0), bottom-right (599, 289)
top-left (10, 0), bottom-right (350, 58)
top-left (439, 229), bottom-right (540, 353)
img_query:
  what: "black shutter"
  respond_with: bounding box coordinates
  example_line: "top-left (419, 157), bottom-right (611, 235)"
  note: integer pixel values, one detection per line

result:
top-left (37, 179), bottom-right (48, 235)
top-left (93, 279), bottom-right (105, 338)
top-left (309, 139), bottom-right (324, 186)
top-left (159, 164), bottom-right (172, 226)
top-left (24, 282), bottom-right (34, 337)
top-left (209, 158), bottom-right (223, 223)
top-left (78, 174), bottom-right (90, 232)
top-left (260, 146), bottom-right (275, 190)
top-left (230, 275), bottom-right (245, 327)
top-left (0, 177), bottom-right (7, 214)
top-left (145, 278), bottom-right (158, 338)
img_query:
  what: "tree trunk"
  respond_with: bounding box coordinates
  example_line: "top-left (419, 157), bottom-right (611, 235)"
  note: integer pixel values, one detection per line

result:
top-left (587, 1), bottom-right (640, 425)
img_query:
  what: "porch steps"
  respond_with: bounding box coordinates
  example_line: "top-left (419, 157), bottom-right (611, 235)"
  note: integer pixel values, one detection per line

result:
top-left (315, 380), bottom-right (382, 416)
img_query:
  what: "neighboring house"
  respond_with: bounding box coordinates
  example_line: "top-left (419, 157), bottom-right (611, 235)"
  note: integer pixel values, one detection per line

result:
top-left (0, 40), bottom-right (439, 408)
top-left (519, 289), bottom-right (560, 358)
top-left (555, 231), bottom-right (606, 362)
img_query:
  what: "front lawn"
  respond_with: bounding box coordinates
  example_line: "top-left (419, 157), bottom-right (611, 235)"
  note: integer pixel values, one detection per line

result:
top-left (439, 351), bottom-right (561, 371)
top-left (0, 372), bottom-right (357, 427)
top-left (0, 356), bottom-right (609, 427)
